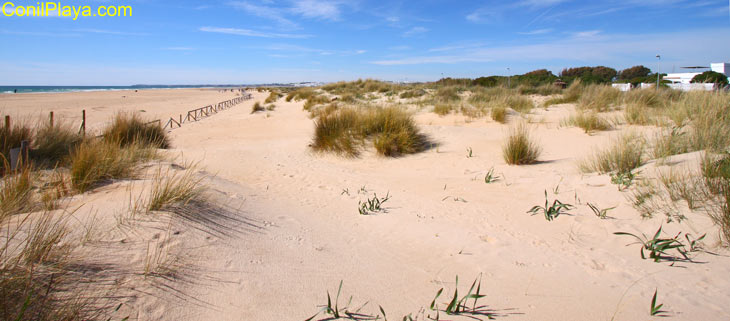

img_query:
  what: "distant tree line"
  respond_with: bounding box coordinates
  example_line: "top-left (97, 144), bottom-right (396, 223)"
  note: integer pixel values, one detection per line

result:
top-left (435, 64), bottom-right (727, 88)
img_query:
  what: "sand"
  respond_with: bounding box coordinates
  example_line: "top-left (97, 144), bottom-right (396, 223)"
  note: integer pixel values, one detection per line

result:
top-left (2, 89), bottom-right (730, 320)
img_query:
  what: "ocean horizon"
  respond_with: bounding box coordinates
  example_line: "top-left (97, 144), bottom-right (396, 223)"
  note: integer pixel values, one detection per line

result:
top-left (0, 83), bottom-right (320, 94)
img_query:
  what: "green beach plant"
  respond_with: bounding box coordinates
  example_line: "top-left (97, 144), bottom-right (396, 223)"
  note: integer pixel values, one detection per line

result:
top-left (527, 190), bottom-right (573, 221)
top-left (614, 226), bottom-right (701, 263)
top-left (358, 192), bottom-right (390, 215)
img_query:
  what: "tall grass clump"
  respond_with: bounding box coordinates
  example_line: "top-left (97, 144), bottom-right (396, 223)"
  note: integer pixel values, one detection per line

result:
top-left (31, 122), bottom-right (82, 167)
top-left (0, 163), bottom-right (34, 219)
top-left (312, 107), bottom-right (427, 157)
top-left (103, 112), bottom-right (170, 149)
top-left (545, 81), bottom-right (583, 106)
top-left (699, 153), bottom-right (730, 244)
top-left (303, 95), bottom-right (331, 111)
top-left (70, 140), bottom-right (153, 192)
top-left (434, 86), bottom-right (462, 102)
top-left (502, 123), bottom-right (541, 165)
top-left (1, 118), bottom-right (32, 162)
top-left (624, 103), bottom-right (654, 125)
top-left (624, 88), bottom-right (666, 108)
top-left (491, 106), bottom-right (507, 123)
top-left (506, 95), bottom-right (534, 113)
top-left (433, 103), bottom-right (454, 116)
top-left (147, 165), bottom-right (206, 212)
top-left (651, 127), bottom-right (691, 159)
top-left (251, 102), bottom-right (265, 114)
top-left (285, 87), bottom-right (316, 102)
top-left (400, 89), bottom-right (426, 99)
top-left (568, 112), bottom-right (611, 134)
top-left (580, 132), bottom-right (645, 174)
top-left (264, 91), bottom-right (282, 103)
top-left (577, 84), bottom-right (621, 112)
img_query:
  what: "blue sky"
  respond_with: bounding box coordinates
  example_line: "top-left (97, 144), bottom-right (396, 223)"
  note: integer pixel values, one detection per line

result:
top-left (1, 0), bottom-right (729, 85)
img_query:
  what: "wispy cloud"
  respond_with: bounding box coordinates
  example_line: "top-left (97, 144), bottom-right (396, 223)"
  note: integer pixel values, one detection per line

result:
top-left (572, 30), bottom-right (601, 38)
top-left (228, 1), bottom-right (298, 28)
top-left (402, 26), bottom-right (428, 37)
top-left (291, 0), bottom-right (342, 20)
top-left (371, 28), bottom-right (730, 66)
top-left (199, 26), bottom-right (312, 39)
top-left (72, 28), bottom-right (147, 36)
top-left (517, 28), bottom-right (553, 35)
top-left (256, 43), bottom-right (366, 56)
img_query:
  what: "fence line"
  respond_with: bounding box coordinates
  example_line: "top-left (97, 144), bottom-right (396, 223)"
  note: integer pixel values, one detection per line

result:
top-left (163, 93), bottom-right (252, 129)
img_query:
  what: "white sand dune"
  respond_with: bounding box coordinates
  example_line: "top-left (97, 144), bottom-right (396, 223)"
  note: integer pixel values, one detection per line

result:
top-left (3, 89), bottom-right (729, 320)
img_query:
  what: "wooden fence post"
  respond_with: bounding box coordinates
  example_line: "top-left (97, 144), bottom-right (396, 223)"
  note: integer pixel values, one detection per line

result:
top-left (81, 110), bottom-right (86, 135)
top-left (4, 115), bottom-right (9, 129)
top-left (49, 111), bottom-right (54, 128)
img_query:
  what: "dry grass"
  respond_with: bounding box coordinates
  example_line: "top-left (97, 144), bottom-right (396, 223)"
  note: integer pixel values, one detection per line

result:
top-left (580, 132), bottom-right (645, 174)
top-left (491, 106), bottom-right (507, 123)
top-left (577, 84), bottom-right (621, 112)
top-left (545, 81), bottom-right (583, 106)
top-left (251, 102), bottom-right (265, 114)
top-left (651, 127), bottom-right (691, 159)
top-left (434, 103), bottom-right (455, 116)
top-left (568, 112), bottom-right (612, 134)
top-left (311, 106), bottom-right (428, 157)
top-left (1, 117), bottom-right (32, 162)
top-left (264, 91), bottom-right (282, 104)
top-left (303, 95), bottom-right (332, 111)
top-left (505, 95), bottom-right (534, 113)
top-left (31, 122), bottom-right (83, 168)
top-left (70, 140), bottom-right (154, 192)
top-left (0, 163), bottom-right (35, 220)
top-left (286, 87), bottom-right (317, 102)
top-left (147, 165), bottom-right (207, 212)
top-left (502, 123), bottom-right (541, 165)
top-left (103, 112), bottom-right (170, 149)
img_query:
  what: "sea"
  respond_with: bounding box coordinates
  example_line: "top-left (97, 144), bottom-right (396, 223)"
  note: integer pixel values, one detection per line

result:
top-left (0, 85), bottom-right (249, 94)
top-left (0, 83), bottom-right (321, 94)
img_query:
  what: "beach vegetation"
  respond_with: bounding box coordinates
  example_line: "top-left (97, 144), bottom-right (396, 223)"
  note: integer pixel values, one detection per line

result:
top-left (502, 123), bottom-right (541, 165)
top-left (103, 112), bottom-right (170, 149)
top-left (528, 190), bottom-right (573, 221)
top-left (251, 102), bottom-right (265, 113)
top-left (312, 106), bottom-right (428, 157)
top-left (580, 132), bottom-right (645, 174)
top-left (568, 111), bottom-right (612, 134)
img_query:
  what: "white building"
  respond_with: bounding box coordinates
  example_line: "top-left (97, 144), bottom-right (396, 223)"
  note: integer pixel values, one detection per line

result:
top-left (664, 62), bottom-right (730, 84)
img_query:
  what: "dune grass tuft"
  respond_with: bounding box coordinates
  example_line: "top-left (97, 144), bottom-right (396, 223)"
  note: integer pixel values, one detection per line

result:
top-left (569, 112), bottom-right (612, 134)
top-left (103, 112), bottom-right (170, 149)
top-left (491, 106), bottom-right (507, 123)
top-left (70, 140), bottom-right (154, 192)
top-left (577, 84), bottom-right (621, 112)
top-left (0, 163), bottom-right (34, 219)
top-left (264, 91), bottom-right (282, 104)
top-left (147, 165), bottom-right (206, 212)
top-left (312, 106), bottom-right (427, 157)
top-left (433, 103), bottom-right (454, 116)
top-left (1, 118), bottom-right (32, 162)
top-left (545, 81), bottom-right (583, 106)
top-left (502, 123), bottom-right (541, 165)
top-left (580, 132), bottom-right (645, 174)
top-left (251, 102), bottom-right (265, 114)
top-left (31, 122), bottom-right (83, 167)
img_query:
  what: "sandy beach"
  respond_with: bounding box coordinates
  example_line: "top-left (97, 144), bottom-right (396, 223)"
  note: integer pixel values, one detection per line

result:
top-left (2, 87), bottom-right (729, 321)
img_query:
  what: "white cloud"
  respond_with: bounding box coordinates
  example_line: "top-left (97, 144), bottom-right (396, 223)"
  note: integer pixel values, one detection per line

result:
top-left (72, 28), bottom-right (147, 36)
top-left (228, 2), bottom-right (298, 28)
top-left (371, 28), bottom-right (730, 66)
top-left (290, 0), bottom-right (341, 20)
top-left (517, 28), bottom-right (553, 35)
top-left (402, 26), bottom-right (428, 37)
top-left (199, 26), bottom-right (311, 39)
top-left (572, 30), bottom-right (601, 38)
